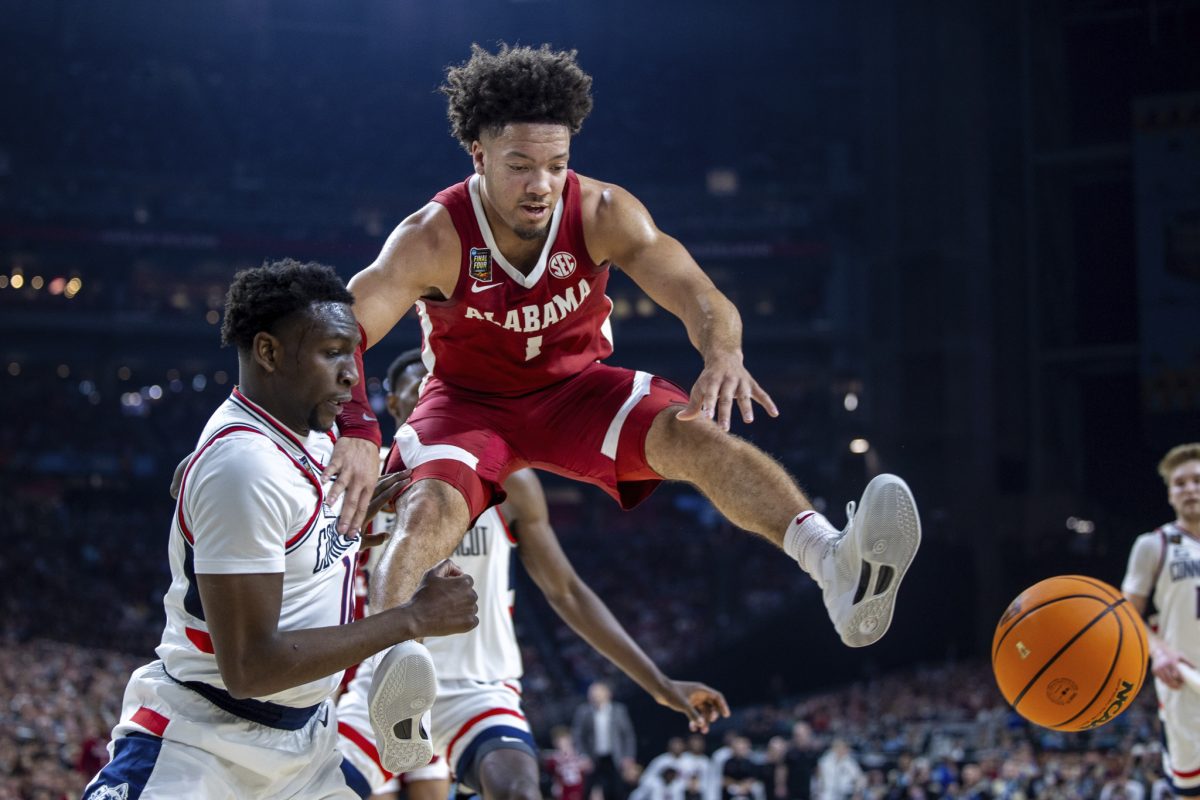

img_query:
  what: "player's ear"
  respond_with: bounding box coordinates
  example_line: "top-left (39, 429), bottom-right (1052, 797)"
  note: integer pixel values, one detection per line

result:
top-left (471, 140), bottom-right (485, 175)
top-left (251, 331), bottom-right (282, 374)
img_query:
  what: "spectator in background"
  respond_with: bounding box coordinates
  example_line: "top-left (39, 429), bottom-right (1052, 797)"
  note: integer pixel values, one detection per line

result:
top-left (644, 738), bottom-right (688, 785)
top-left (721, 736), bottom-right (764, 800)
top-left (815, 738), bottom-right (863, 800)
top-left (574, 680), bottom-right (637, 800)
top-left (681, 734), bottom-right (713, 799)
top-left (546, 726), bottom-right (592, 800)
top-left (785, 722), bottom-right (820, 800)
top-left (763, 736), bottom-right (789, 800)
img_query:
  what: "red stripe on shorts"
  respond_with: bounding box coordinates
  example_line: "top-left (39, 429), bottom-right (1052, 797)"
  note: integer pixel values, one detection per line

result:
top-left (446, 708), bottom-right (527, 763)
top-left (338, 721), bottom-right (394, 781)
top-left (1174, 764), bottom-right (1200, 779)
top-left (131, 706), bottom-right (169, 737)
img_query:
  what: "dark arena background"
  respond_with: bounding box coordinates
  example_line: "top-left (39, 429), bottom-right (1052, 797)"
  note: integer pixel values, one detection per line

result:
top-left (2, 1), bottom-right (1199, 798)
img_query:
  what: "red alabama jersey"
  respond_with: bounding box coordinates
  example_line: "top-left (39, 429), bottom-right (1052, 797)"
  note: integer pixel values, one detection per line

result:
top-left (416, 170), bottom-right (614, 396)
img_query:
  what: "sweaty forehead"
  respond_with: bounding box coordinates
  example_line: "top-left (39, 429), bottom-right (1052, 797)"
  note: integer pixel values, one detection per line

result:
top-left (297, 301), bottom-right (358, 341)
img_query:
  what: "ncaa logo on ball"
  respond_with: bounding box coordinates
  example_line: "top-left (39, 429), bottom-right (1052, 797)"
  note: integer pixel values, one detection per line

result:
top-left (548, 252), bottom-right (577, 279)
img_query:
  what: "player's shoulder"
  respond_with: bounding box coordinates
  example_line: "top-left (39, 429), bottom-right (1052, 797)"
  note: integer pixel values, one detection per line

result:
top-left (575, 173), bottom-right (640, 216)
top-left (189, 427), bottom-right (289, 486)
top-left (392, 201), bottom-right (460, 257)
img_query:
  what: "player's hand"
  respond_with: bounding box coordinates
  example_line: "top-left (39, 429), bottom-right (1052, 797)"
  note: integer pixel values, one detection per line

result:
top-left (676, 351), bottom-right (778, 432)
top-left (405, 560), bottom-right (479, 638)
top-left (359, 470), bottom-right (414, 548)
top-left (323, 436), bottom-right (381, 537)
top-left (1151, 644), bottom-right (1189, 690)
top-left (654, 679), bottom-right (730, 733)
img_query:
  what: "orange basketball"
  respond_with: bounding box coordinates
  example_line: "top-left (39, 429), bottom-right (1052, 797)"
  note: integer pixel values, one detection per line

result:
top-left (992, 575), bottom-right (1148, 730)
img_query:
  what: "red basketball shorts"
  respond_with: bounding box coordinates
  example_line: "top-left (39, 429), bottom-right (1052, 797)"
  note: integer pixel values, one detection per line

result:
top-left (383, 362), bottom-right (689, 519)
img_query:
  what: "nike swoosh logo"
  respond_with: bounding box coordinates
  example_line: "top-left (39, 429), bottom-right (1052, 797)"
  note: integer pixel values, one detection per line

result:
top-left (500, 736), bottom-right (523, 743)
top-left (362, 413), bottom-right (376, 421)
top-left (470, 282), bottom-right (503, 293)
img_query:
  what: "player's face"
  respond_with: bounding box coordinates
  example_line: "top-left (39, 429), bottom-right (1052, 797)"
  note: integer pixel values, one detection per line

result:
top-left (270, 302), bottom-right (360, 433)
top-left (1167, 459), bottom-right (1200, 524)
top-left (472, 123), bottom-right (571, 242)
top-left (386, 363), bottom-right (426, 426)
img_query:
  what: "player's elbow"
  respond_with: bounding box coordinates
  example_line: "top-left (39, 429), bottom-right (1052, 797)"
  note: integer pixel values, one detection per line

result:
top-left (214, 654), bottom-right (269, 699)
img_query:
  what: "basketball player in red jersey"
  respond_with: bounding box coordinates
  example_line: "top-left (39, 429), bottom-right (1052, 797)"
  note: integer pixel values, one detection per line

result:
top-left (326, 44), bottom-right (923, 660)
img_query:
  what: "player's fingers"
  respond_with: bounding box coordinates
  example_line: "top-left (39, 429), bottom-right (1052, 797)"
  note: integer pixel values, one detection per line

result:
top-left (735, 384), bottom-right (754, 424)
top-left (751, 380), bottom-right (779, 418)
top-left (360, 531), bottom-right (388, 549)
top-left (339, 483), bottom-right (370, 536)
top-left (432, 559), bottom-right (463, 578)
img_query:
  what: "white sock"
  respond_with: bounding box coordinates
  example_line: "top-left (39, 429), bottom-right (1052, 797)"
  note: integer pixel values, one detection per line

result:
top-left (783, 510), bottom-right (840, 576)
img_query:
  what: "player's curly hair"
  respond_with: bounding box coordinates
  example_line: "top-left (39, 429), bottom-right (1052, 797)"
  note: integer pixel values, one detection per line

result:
top-left (440, 43), bottom-right (594, 150)
top-left (221, 259), bottom-right (354, 351)
top-left (1159, 443), bottom-right (1200, 483)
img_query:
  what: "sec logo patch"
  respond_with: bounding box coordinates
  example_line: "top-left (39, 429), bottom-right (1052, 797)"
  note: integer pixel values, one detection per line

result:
top-left (548, 252), bottom-right (577, 279)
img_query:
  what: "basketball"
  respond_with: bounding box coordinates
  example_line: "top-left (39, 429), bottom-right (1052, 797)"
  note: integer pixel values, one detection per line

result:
top-left (992, 575), bottom-right (1148, 731)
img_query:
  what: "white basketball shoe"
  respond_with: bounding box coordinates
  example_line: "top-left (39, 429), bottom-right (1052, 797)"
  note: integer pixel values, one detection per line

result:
top-left (368, 641), bottom-right (438, 773)
top-left (816, 474), bottom-right (921, 647)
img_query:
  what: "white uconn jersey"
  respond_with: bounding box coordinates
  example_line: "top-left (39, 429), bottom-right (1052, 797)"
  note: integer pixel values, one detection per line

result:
top-left (424, 507), bottom-right (523, 681)
top-left (1122, 523), bottom-right (1200, 668)
top-left (157, 389), bottom-right (359, 708)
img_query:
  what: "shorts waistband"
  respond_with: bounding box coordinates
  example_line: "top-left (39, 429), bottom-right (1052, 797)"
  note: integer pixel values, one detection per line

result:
top-left (164, 668), bottom-right (321, 730)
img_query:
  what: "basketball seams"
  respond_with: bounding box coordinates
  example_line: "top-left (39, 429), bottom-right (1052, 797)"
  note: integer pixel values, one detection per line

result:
top-left (992, 594), bottom-right (1110, 662)
top-left (993, 576), bottom-right (1147, 731)
top-left (1052, 606), bottom-right (1124, 729)
top-left (1010, 599), bottom-right (1123, 710)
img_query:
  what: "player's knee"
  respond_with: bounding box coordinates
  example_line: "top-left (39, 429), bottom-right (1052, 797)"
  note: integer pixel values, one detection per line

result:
top-left (398, 478), bottom-right (468, 527)
top-left (646, 407), bottom-right (727, 478)
top-left (487, 777), bottom-right (539, 800)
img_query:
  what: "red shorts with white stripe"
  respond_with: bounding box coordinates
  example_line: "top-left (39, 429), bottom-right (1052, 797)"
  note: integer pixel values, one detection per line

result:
top-left (387, 362), bottom-right (688, 519)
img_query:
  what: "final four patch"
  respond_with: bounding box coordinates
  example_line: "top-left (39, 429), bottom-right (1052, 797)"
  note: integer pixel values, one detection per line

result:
top-left (470, 248), bottom-right (493, 282)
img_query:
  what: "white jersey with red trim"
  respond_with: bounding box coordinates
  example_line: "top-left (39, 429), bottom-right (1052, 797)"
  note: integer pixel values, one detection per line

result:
top-left (1123, 523), bottom-right (1200, 670)
top-left (423, 506), bottom-right (522, 681)
top-left (155, 389), bottom-right (359, 708)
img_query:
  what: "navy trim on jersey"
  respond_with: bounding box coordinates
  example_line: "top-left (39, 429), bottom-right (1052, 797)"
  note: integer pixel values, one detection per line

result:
top-left (454, 724), bottom-right (537, 792)
top-left (339, 757), bottom-right (372, 799)
top-left (82, 732), bottom-right (163, 800)
top-left (181, 540), bottom-right (204, 620)
top-left (165, 669), bottom-right (320, 730)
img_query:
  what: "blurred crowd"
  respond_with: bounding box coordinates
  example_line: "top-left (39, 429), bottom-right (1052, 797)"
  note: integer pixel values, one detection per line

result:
top-left (560, 662), bottom-right (1170, 800)
top-left (3, 645), bottom-right (1170, 800)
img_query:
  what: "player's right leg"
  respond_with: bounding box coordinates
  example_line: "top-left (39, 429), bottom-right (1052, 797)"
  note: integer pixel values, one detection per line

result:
top-left (475, 748), bottom-right (542, 800)
top-left (643, 407), bottom-right (921, 648)
top-left (1159, 689), bottom-right (1200, 797)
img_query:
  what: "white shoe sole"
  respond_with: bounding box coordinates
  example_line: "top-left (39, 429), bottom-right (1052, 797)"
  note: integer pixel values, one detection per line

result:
top-left (840, 474), bottom-right (921, 647)
top-left (368, 642), bottom-right (437, 773)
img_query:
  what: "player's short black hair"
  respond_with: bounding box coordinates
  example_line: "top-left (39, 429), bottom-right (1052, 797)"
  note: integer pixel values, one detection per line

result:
top-left (440, 43), bottom-right (594, 150)
top-left (221, 259), bottom-right (354, 351)
top-left (386, 348), bottom-right (425, 393)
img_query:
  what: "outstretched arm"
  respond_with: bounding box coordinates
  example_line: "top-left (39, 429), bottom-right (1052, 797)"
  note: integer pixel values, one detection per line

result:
top-left (506, 469), bottom-right (729, 732)
top-left (584, 178), bottom-right (778, 431)
top-left (325, 204), bottom-right (461, 535)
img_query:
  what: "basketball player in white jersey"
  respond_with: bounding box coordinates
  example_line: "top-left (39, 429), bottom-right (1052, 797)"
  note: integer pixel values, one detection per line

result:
top-left (1123, 443), bottom-right (1200, 798)
top-left (82, 260), bottom-right (479, 800)
top-left (335, 349), bottom-right (729, 800)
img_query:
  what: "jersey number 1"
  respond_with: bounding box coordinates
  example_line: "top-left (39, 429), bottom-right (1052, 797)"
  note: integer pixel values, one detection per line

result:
top-left (525, 336), bottom-right (543, 361)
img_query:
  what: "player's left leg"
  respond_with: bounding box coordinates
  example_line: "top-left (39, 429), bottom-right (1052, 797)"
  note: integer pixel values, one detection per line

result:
top-left (643, 408), bottom-right (921, 648)
top-left (475, 749), bottom-right (541, 800)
